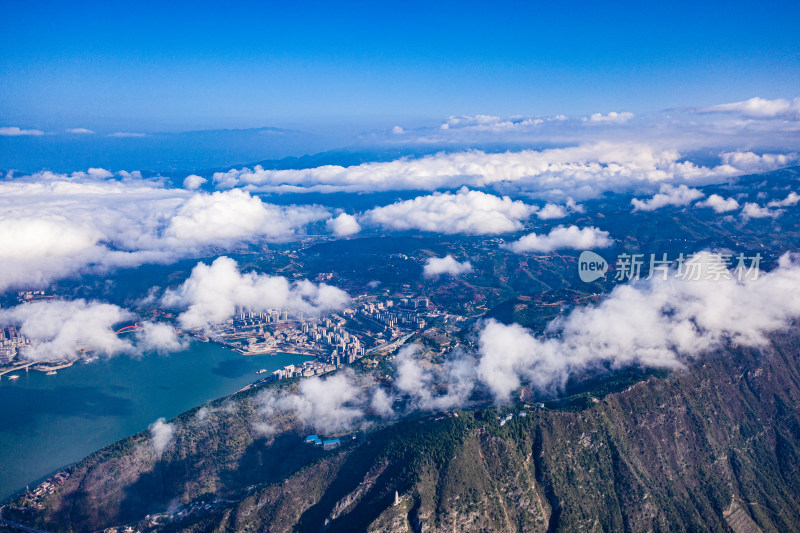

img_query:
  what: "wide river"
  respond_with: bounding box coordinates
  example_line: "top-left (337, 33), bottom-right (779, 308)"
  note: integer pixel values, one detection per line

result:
top-left (0, 343), bottom-right (310, 501)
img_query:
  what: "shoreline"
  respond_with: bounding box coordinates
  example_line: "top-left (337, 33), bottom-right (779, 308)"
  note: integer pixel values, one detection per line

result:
top-left (0, 362), bottom-right (35, 377)
top-left (32, 361), bottom-right (76, 372)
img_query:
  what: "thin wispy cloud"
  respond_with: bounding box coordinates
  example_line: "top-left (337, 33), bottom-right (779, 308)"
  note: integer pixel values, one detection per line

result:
top-left (699, 96), bottom-right (800, 120)
top-left (107, 132), bottom-right (146, 137)
top-left (0, 126), bottom-right (44, 136)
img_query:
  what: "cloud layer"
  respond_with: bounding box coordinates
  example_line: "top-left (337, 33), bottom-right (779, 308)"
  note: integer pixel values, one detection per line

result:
top-left (0, 171), bottom-right (329, 291)
top-left (210, 142), bottom-right (796, 200)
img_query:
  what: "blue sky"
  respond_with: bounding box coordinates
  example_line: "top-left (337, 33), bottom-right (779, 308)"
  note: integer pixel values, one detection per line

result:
top-left (2, 0), bottom-right (799, 133)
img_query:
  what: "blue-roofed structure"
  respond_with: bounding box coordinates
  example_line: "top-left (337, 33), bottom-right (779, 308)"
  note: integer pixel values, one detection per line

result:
top-left (305, 435), bottom-right (322, 445)
top-left (322, 438), bottom-right (341, 450)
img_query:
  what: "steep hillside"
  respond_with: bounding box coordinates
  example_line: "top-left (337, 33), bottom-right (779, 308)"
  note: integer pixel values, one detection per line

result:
top-left (7, 333), bottom-right (800, 532)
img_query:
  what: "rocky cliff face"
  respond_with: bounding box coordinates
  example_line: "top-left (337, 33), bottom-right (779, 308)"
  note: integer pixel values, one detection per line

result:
top-left (9, 333), bottom-right (800, 532)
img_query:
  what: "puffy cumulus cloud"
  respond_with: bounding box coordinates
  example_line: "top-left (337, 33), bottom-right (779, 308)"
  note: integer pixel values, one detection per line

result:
top-left (135, 322), bottom-right (188, 355)
top-left (162, 256), bottom-right (350, 329)
top-left (741, 202), bottom-right (782, 220)
top-left (719, 151), bottom-right (800, 173)
top-left (423, 255), bottom-right (473, 278)
top-left (0, 172), bottom-right (328, 290)
top-left (394, 345), bottom-right (476, 411)
top-left (258, 371), bottom-right (366, 433)
top-left (696, 194), bottom-right (740, 213)
top-left (536, 198), bottom-right (584, 220)
top-left (326, 213), bottom-right (361, 236)
top-left (505, 225), bottom-right (613, 254)
top-left (632, 184), bottom-right (704, 212)
top-left (149, 418), bottom-right (175, 455)
top-left (0, 300), bottom-right (186, 361)
top-left (210, 142), bottom-right (782, 200)
top-left (701, 97), bottom-right (800, 120)
top-left (162, 189), bottom-right (327, 246)
top-left (0, 126), bottom-right (44, 136)
top-left (476, 252), bottom-right (800, 400)
top-left (768, 191), bottom-right (800, 208)
top-left (0, 299), bottom-right (134, 361)
top-left (584, 111), bottom-right (635, 123)
top-left (182, 174), bottom-right (207, 190)
top-left (536, 203), bottom-right (568, 220)
top-left (477, 321), bottom-right (541, 401)
top-left (361, 188), bottom-right (535, 235)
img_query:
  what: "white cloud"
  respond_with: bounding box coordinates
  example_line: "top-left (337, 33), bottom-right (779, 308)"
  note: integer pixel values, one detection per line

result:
top-left (477, 252), bottom-right (800, 400)
top-left (505, 225), bottom-right (613, 254)
top-left (536, 198), bottom-right (583, 220)
top-left (108, 132), bottom-right (146, 137)
top-left (768, 191), bottom-right (800, 207)
top-left (0, 300), bottom-right (187, 361)
top-left (259, 371), bottom-right (365, 433)
top-left (536, 203), bottom-right (568, 220)
top-left (362, 188), bottom-right (535, 235)
top-left (719, 151), bottom-right (799, 173)
top-left (136, 322), bottom-right (188, 354)
top-left (701, 97), bottom-right (800, 120)
top-left (0, 126), bottom-right (44, 136)
top-left (741, 202), bottom-right (782, 220)
top-left (438, 114), bottom-right (561, 132)
top-left (65, 128), bottom-right (95, 135)
top-left (0, 300), bottom-right (135, 361)
top-left (182, 174), bottom-right (207, 190)
top-left (696, 194), bottom-right (740, 213)
top-left (149, 418), bottom-right (175, 455)
top-left (370, 388), bottom-right (395, 417)
top-left (162, 256), bottom-right (350, 329)
top-left (0, 172), bottom-right (328, 291)
top-left (391, 125), bottom-right (405, 134)
top-left (394, 345), bottom-right (475, 411)
top-left (326, 213), bottom-right (361, 236)
top-left (584, 111), bottom-right (635, 123)
top-left (423, 255), bottom-right (473, 278)
top-left (209, 142), bottom-right (784, 200)
top-left (163, 189), bottom-right (327, 247)
top-left (631, 184), bottom-right (704, 211)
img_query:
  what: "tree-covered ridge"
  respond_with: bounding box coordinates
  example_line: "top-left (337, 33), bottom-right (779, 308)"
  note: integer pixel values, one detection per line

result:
top-left (7, 331), bottom-right (800, 532)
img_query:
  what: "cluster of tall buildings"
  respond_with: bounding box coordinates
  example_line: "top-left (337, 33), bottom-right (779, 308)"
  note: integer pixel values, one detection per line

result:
top-left (0, 326), bottom-right (29, 365)
top-left (303, 317), bottom-right (364, 363)
top-left (358, 298), bottom-right (429, 334)
top-left (271, 360), bottom-right (339, 380)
